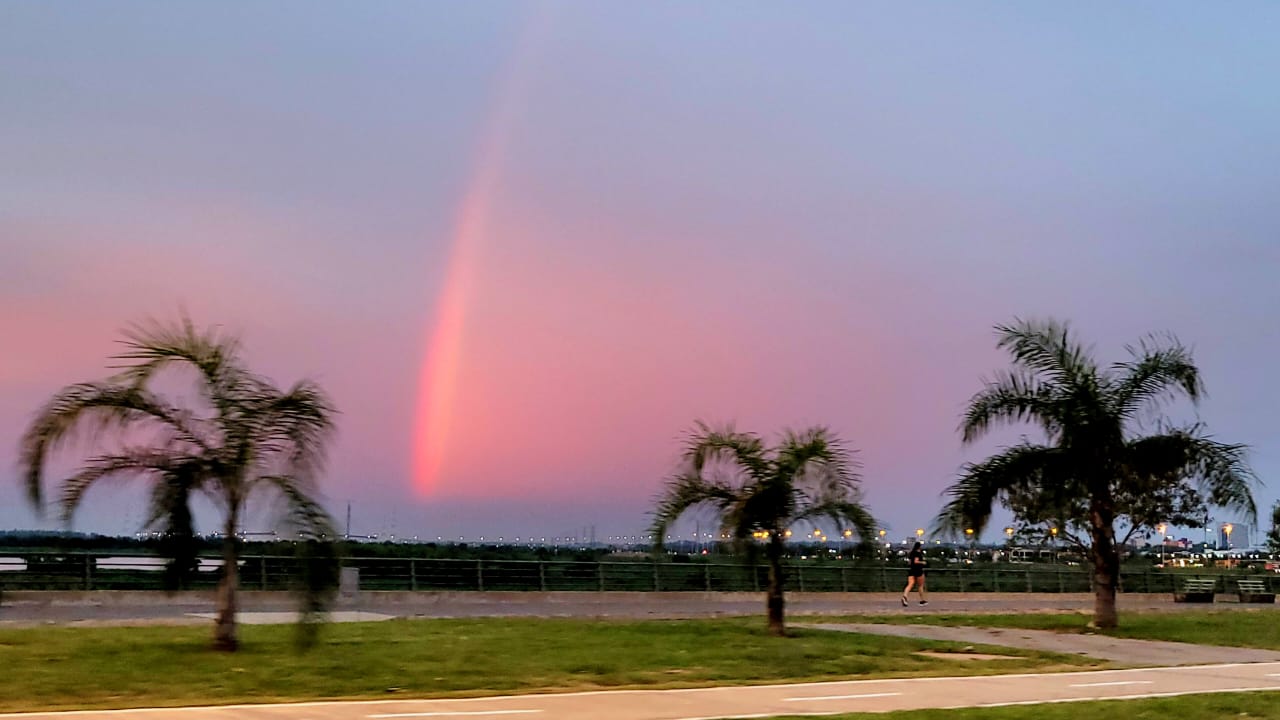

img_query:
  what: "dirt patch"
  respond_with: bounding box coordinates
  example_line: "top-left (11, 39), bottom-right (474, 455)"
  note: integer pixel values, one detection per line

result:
top-left (914, 650), bottom-right (1020, 661)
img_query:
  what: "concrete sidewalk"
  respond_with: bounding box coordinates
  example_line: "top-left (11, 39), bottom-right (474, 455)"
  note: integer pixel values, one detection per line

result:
top-left (804, 622), bottom-right (1280, 666)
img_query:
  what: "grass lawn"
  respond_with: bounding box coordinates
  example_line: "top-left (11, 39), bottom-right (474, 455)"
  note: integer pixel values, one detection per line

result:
top-left (821, 609), bottom-right (1280, 650)
top-left (758, 690), bottom-right (1280, 719)
top-left (0, 617), bottom-right (1096, 712)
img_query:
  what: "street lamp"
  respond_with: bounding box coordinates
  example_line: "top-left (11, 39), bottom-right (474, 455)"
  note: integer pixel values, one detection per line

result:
top-left (879, 529), bottom-right (887, 562)
top-left (1156, 523), bottom-right (1167, 565)
top-left (1224, 523), bottom-right (1234, 549)
top-left (965, 528), bottom-right (975, 561)
top-left (1050, 527), bottom-right (1058, 564)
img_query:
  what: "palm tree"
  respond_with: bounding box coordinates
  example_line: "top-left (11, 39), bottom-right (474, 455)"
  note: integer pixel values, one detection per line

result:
top-left (1266, 502), bottom-right (1280, 554)
top-left (937, 319), bottom-right (1255, 628)
top-left (652, 422), bottom-right (875, 636)
top-left (19, 316), bottom-right (338, 651)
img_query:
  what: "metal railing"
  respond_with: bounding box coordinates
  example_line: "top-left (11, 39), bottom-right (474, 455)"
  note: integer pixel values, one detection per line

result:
top-left (0, 553), bottom-right (1273, 594)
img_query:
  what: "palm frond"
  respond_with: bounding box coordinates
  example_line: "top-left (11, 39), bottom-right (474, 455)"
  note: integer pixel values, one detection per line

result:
top-left (935, 443), bottom-right (1061, 537)
top-left (111, 314), bottom-right (255, 413)
top-left (142, 458), bottom-right (208, 531)
top-left (258, 474), bottom-right (337, 540)
top-left (1125, 429), bottom-right (1257, 522)
top-left (19, 383), bottom-right (211, 509)
top-left (680, 421), bottom-right (769, 482)
top-left (257, 474), bottom-right (339, 650)
top-left (56, 449), bottom-right (198, 524)
top-left (776, 427), bottom-right (859, 497)
top-left (961, 370), bottom-right (1061, 444)
top-left (994, 318), bottom-right (1098, 390)
top-left (1109, 335), bottom-right (1202, 419)
top-left (650, 473), bottom-right (739, 550)
top-left (242, 380), bottom-right (337, 480)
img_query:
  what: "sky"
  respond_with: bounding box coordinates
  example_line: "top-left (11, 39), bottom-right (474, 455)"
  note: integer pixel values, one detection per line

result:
top-left (2, 2), bottom-right (1278, 545)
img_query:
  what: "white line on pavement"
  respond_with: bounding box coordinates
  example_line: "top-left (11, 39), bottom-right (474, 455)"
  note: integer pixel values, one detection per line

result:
top-left (670, 707), bottom-right (778, 712)
top-left (784, 692), bottom-right (902, 702)
top-left (366, 707), bottom-right (540, 712)
top-left (1069, 681), bottom-right (1155, 688)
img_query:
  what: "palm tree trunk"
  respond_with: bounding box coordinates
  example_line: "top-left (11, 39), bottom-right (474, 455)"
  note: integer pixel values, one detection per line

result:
top-left (214, 507), bottom-right (240, 651)
top-left (765, 536), bottom-right (786, 637)
top-left (1089, 499), bottom-right (1120, 629)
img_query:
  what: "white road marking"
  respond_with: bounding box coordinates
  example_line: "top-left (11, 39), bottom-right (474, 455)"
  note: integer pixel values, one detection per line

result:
top-left (669, 715), bottom-right (776, 720)
top-left (366, 707), bottom-right (540, 712)
top-left (1069, 681), bottom-right (1155, 688)
top-left (784, 692), bottom-right (902, 702)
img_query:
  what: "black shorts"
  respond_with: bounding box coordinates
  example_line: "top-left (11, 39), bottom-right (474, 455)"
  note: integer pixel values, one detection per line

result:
top-left (908, 568), bottom-right (924, 579)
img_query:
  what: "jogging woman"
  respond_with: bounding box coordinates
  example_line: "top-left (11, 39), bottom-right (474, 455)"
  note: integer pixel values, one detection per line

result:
top-left (902, 541), bottom-right (928, 606)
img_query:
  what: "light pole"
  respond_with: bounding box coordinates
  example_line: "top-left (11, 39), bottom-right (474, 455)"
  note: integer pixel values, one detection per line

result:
top-left (879, 529), bottom-right (887, 562)
top-left (1156, 523), bottom-right (1166, 565)
top-left (1050, 527), bottom-right (1058, 564)
top-left (965, 528), bottom-right (975, 561)
top-left (1224, 523), bottom-right (1234, 550)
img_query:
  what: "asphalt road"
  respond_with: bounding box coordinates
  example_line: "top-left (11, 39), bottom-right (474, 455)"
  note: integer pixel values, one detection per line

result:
top-left (2, 663), bottom-right (1279, 719)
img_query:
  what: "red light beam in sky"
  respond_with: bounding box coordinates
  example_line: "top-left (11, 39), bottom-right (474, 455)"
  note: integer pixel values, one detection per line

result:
top-left (412, 8), bottom-right (554, 496)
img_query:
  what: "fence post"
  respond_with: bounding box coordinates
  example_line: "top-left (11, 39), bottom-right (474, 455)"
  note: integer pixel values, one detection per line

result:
top-left (703, 563), bottom-right (711, 592)
top-left (261, 556), bottom-right (268, 591)
top-left (539, 561), bottom-right (547, 592)
top-left (476, 559), bottom-right (484, 591)
top-left (841, 567), bottom-right (848, 592)
top-left (880, 566), bottom-right (888, 592)
top-left (992, 568), bottom-right (999, 592)
top-left (410, 559), bottom-right (418, 591)
top-left (1057, 569), bottom-right (1064, 593)
top-left (959, 569), bottom-right (966, 593)
top-left (599, 562), bottom-right (606, 592)
top-left (797, 565), bottom-right (805, 592)
top-left (83, 554), bottom-right (92, 591)
top-left (752, 564), bottom-right (760, 592)
top-left (652, 560), bottom-right (660, 592)
top-left (1026, 569), bottom-right (1032, 593)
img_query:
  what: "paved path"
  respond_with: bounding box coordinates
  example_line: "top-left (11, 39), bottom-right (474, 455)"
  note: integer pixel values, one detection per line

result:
top-left (4, 591), bottom-right (1276, 627)
top-left (3, 663), bottom-right (1280, 719)
top-left (804, 623), bottom-right (1280, 666)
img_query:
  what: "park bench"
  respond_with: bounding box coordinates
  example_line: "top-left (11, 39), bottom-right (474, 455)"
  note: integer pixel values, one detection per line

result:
top-left (1236, 578), bottom-right (1276, 604)
top-left (1173, 577), bottom-right (1216, 603)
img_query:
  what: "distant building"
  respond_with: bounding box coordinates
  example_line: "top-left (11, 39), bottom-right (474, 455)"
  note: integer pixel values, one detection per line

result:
top-left (1219, 522), bottom-right (1252, 549)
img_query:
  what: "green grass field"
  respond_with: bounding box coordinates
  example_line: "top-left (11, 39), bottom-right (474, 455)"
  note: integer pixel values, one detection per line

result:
top-left (0, 617), bottom-right (1092, 712)
top-left (759, 690), bottom-right (1280, 720)
top-left (826, 609), bottom-right (1280, 650)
